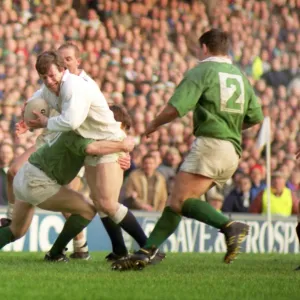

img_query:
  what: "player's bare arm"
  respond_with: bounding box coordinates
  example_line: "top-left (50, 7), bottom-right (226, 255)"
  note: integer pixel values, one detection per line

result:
top-left (145, 104), bottom-right (179, 137)
top-left (85, 137), bottom-right (135, 156)
top-left (242, 121), bottom-right (262, 130)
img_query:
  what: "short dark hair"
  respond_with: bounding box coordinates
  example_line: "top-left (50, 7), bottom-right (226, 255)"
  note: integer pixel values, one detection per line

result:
top-left (142, 153), bottom-right (155, 163)
top-left (58, 42), bottom-right (80, 58)
top-left (35, 51), bottom-right (65, 75)
top-left (199, 29), bottom-right (230, 55)
top-left (109, 104), bottom-right (132, 131)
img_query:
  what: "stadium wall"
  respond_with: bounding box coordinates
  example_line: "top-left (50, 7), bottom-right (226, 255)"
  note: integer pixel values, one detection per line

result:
top-left (0, 208), bottom-right (298, 254)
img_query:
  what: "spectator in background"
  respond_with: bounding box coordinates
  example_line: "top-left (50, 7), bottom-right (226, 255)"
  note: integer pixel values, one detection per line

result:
top-left (0, 99), bottom-right (18, 132)
top-left (207, 189), bottom-right (224, 212)
top-left (249, 171), bottom-right (299, 216)
top-left (249, 164), bottom-right (266, 200)
top-left (157, 147), bottom-right (181, 194)
top-left (0, 142), bottom-right (14, 205)
top-left (262, 57), bottom-right (290, 87)
top-left (123, 153), bottom-right (167, 212)
top-left (287, 170), bottom-right (300, 199)
top-left (222, 175), bottom-right (253, 213)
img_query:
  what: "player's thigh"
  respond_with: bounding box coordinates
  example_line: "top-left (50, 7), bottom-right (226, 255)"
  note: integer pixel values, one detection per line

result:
top-left (84, 165), bottom-right (97, 200)
top-left (168, 171), bottom-right (214, 212)
top-left (37, 186), bottom-right (96, 220)
top-left (94, 162), bottom-right (124, 202)
top-left (10, 200), bottom-right (35, 239)
top-left (8, 145), bottom-right (37, 177)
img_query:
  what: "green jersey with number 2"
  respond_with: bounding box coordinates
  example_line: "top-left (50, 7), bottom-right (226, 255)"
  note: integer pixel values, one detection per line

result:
top-left (169, 57), bottom-right (264, 156)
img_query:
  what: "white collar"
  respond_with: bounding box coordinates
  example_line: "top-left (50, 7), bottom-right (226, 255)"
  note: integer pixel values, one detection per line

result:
top-left (79, 69), bottom-right (86, 76)
top-left (199, 56), bottom-right (232, 64)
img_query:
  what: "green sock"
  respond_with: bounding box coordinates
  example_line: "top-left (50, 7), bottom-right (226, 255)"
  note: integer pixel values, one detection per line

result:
top-left (50, 215), bottom-right (91, 256)
top-left (0, 227), bottom-right (15, 249)
top-left (182, 198), bottom-right (229, 229)
top-left (145, 206), bottom-right (181, 249)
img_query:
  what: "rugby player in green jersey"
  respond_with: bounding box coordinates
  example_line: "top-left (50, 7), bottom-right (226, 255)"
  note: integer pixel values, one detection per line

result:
top-left (112, 29), bottom-right (264, 270)
top-left (0, 125), bottom-right (135, 261)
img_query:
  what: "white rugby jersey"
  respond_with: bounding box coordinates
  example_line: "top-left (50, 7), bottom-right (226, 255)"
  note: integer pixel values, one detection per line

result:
top-left (29, 70), bottom-right (125, 141)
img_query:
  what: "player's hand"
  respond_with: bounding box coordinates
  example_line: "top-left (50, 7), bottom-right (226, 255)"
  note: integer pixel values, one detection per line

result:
top-left (144, 121), bottom-right (158, 138)
top-left (28, 110), bottom-right (48, 128)
top-left (122, 136), bottom-right (135, 152)
top-left (15, 120), bottom-right (29, 136)
top-left (118, 153), bottom-right (131, 171)
top-left (296, 148), bottom-right (300, 160)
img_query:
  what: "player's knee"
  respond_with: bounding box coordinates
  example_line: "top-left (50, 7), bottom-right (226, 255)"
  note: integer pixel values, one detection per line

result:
top-left (97, 199), bottom-right (117, 216)
top-left (82, 204), bottom-right (97, 221)
top-left (169, 198), bottom-right (185, 214)
top-left (61, 212), bottom-right (71, 219)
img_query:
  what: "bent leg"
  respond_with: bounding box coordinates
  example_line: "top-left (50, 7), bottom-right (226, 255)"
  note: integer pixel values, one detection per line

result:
top-left (89, 162), bottom-right (147, 247)
top-left (85, 165), bottom-right (128, 256)
top-left (38, 186), bottom-right (96, 256)
top-left (62, 177), bottom-right (88, 256)
top-left (144, 171), bottom-right (228, 249)
top-left (38, 186), bottom-right (95, 220)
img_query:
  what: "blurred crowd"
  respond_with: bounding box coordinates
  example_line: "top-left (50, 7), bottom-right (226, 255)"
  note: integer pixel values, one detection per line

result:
top-left (0, 0), bottom-right (299, 216)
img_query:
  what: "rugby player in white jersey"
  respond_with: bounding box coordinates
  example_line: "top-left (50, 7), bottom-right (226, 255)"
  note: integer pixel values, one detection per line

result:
top-left (1, 44), bottom-right (130, 260)
top-left (27, 50), bottom-right (151, 261)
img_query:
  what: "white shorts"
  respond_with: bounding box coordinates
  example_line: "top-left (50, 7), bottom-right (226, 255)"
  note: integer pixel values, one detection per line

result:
top-left (179, 136), bottom-right (239, 187)
top-left (13, 162), bottom-right (61, 206)
top-left (84, 152), bottom-right (124, 167)
top-left (77, 167), bottom-right (85, 178)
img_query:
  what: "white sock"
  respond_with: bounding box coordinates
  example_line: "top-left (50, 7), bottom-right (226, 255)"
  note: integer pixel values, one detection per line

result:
top-left (111, 204), bottom-right (128, 224)
top-left (7, 203), bottom-right (14, 220)
top-left (73, 238), bottom-right (88, 253)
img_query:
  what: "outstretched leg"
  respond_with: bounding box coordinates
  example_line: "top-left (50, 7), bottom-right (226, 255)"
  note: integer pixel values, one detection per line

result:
top-left (38, 186), bottom-right (96, 262)
top-left (61, 176), bottom-right (90, 260)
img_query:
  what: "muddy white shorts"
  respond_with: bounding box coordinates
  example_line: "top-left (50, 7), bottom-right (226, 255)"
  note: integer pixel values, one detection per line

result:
top-left (84, 152), bottom-right (124, 167)
top-left (179, 136), bottom-right (239, 187)
top-left (77, 167), bottom-right (85, 178)
top-left (13, 162), bottom-right (61, 206)
top-left (84, 133), bottom-right (126, 167)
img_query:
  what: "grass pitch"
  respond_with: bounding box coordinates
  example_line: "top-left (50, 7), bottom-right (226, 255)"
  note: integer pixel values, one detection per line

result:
top-left (0, 252), bottom-right (299, 300)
